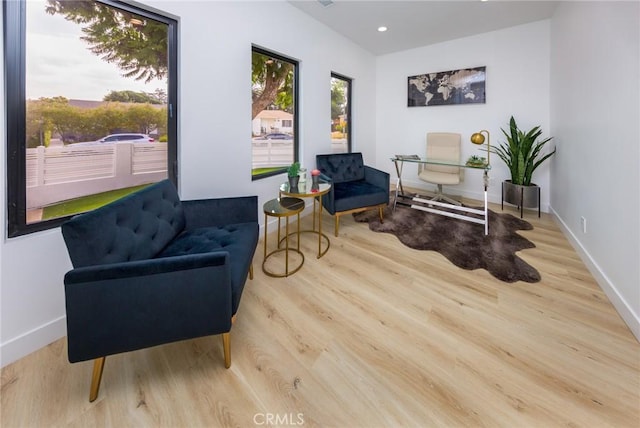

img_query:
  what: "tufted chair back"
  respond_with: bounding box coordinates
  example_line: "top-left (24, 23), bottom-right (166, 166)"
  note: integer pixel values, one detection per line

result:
top-left (316, 152), bottom-right (365, 184)
top-left (62, 180), bottom-right (186, 268)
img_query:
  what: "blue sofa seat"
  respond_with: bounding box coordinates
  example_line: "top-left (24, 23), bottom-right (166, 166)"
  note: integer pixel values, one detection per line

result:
top-left (61, 179), bottom-right (258, 401)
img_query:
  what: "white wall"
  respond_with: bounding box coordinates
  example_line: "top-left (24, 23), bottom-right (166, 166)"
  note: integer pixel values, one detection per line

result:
top-left (550, 1), bottom-right (640, 339)
top-left (375, 21), bottom-right (552, 209)
top-left (0, 0), bottom-right (377, 366)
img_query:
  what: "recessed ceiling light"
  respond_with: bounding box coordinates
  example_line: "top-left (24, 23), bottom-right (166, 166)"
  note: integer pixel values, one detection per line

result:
top-left (378, 26), bottom-right (388, 32)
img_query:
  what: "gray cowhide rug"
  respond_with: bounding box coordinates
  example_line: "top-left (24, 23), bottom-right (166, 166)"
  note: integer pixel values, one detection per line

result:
top-left (353, 195), bottom-right (540, 283)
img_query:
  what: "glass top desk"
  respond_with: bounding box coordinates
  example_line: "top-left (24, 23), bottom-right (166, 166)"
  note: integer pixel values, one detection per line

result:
top-left (391, 156), bottom-right (491, 235)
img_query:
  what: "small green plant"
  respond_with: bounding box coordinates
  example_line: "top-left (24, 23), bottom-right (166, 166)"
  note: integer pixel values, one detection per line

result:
top-left (287, 161), bottom-right (300, 177)
top-left (492, 116), bottom-right (555, 186)
top-left (465, 154), bottom-right (487, 166)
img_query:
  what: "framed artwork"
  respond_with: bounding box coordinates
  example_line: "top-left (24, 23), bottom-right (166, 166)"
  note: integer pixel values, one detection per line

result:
top-left (408, 66), bottom-right (486, 107)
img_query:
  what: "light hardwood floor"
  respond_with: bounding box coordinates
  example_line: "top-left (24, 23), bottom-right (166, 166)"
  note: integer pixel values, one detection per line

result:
top-left (2, 198), bottom-right (639, 427)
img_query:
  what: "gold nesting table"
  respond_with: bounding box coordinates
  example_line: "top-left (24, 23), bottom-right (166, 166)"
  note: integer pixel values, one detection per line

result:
top-left (279, 181), bottom-right (331, 259)
top-left (262, 197), bottom-right (305, 278)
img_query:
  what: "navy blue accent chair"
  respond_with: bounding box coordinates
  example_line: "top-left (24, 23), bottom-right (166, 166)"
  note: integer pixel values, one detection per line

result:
top-left (61, 180), bottom-right (258, 401)
top-left (316, 152), bottom-right (390, 236)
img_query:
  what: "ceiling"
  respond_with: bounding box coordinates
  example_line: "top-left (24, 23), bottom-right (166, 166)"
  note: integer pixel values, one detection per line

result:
top-left (288, 0), bottom-right (559, 55)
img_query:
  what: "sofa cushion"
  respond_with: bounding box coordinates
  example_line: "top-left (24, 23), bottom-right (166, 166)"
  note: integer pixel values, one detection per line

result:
top-left (333, 180), bottom-right (389, 212)
top-left (62, 180), bottom-right (186, 268)
top-left (156, 222), bottom-right (259, 313)
top-left (316, 152), bottom-right (365, 184)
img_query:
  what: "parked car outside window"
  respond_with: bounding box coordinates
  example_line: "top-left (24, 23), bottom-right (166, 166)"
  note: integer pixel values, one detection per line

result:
top-left (97, 133), bottom-right (155, 143)
top-left (74, 133), bottom-right (155, 146)
top-left (254, 133), bottom-right (293, 140)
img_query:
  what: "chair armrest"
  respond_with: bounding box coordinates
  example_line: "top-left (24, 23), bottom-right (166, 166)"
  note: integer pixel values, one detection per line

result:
top-left (364, 165), bottom-right (390, 191)
top-left (182, 196), bottom-right (258, 229)
top-left (318, 173), bottom-right (335, 213)
top-left (318, 172), bottom-right (332, 183)
top-left (64, 253), bottom-right (233, 362)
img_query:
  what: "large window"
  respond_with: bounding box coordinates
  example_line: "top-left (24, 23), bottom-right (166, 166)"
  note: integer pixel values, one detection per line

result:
top-left (331, 73), bottom-right (351, 153)
top-left (251, 46), bottom-right (298, 179)
top-left (4, 0), bottom-right (178, 237)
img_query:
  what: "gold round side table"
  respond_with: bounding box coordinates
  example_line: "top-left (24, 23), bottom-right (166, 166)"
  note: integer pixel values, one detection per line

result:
top-left (279, 181), bottom-right (332, 258)
top-left (262, 197), bottom-right (305, 277)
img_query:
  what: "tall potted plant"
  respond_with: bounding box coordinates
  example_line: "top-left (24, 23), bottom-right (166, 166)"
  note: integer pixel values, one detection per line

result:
top-left (492, 116), bottom-right (555, 210)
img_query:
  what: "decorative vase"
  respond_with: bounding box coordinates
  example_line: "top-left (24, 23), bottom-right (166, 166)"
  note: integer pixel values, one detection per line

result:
top-left (298, 168), bottom-right (307, 185)
top-left (288, 175), bottom-right (300, 190)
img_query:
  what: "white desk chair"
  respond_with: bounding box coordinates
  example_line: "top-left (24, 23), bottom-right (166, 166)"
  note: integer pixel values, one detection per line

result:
top-left (418, 132), bottom-right (463, 205)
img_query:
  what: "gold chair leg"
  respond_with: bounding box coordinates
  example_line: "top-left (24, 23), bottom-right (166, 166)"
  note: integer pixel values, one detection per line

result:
top-left (222, 333), bottom-right (231, 368)
top-left (334, 214), bottom-right (340, 237)
top-left (249, 264), bottom-right (254, 280)
top-left (379, 206), bottom-right (384, 223)
top-left (89, 357), bottom-right (106, 402)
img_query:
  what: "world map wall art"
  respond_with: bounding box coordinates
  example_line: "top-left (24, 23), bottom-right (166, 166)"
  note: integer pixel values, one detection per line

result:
top-left (407, 66), bottom-right (486, 107)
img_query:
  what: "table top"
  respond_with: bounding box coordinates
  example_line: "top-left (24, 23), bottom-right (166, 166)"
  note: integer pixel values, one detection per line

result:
top-left (263, 197), bottom-right (305, 217)
top-left (392, 155), bottom-right (491, 170)
top-left (280, 181), bottom-right (331, 197)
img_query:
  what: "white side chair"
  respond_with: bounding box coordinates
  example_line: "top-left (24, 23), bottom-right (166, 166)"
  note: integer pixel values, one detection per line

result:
top-left (418, 132), bottom-right (463, 205)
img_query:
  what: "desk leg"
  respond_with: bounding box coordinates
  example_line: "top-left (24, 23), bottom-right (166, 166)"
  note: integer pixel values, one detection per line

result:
top-left (392, 160), bottom-right (404, 211)
top-left (484, 170), bottom-right (489, 235)
top-left (484, 187), bottom-right (489, 235)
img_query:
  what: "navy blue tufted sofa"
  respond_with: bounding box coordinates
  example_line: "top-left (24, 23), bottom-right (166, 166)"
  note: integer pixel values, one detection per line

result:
top-left (61, 179), bottom-right (258, 401)
top-left (316, 152), bottom-right (390, 236)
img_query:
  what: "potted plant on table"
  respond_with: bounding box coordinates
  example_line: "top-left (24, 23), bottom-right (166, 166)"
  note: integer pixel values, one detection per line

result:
top-left (492, 116), bottom-right (555, 212)
top-left (287, 161), bottom-right (300, 189)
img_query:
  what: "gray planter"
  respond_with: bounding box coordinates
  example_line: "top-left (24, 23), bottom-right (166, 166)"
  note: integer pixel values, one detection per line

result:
top-left (502, 180), bottom-right (540, 218)
top-left (288, 175), bottom-right (300, 190)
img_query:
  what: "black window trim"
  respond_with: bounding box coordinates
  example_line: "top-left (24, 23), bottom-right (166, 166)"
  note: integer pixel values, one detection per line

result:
top-left (331, 71), bottom-right (352, 153)
top-left (251, 45), bottom-right (299, 181)
top-left (3, 0), bottom-right (178, 237)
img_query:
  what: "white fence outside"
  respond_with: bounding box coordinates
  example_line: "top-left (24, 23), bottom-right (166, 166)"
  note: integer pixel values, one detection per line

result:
top-left (250, 139), bottom-right (348, 169)
top-left (26, 143), bottom-right (168, 209)
top-left (251, 140), bottom-right (293, 168)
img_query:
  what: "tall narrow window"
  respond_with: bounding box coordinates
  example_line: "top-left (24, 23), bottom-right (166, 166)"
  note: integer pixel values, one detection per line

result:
top-left (4, 0), bottom-right (178, 237)
top-left (331, 73), bottom-right (351, 153)
top-left (251, 46), bottom-right (298, 179)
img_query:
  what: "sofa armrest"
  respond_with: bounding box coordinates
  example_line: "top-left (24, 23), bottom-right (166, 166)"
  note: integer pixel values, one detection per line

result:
top-left (364, 165), bottom-right (390, 191)
top-left (182, 196), bottom-right (258, 229)
top-left (64, 253), bottom-right (233, 362)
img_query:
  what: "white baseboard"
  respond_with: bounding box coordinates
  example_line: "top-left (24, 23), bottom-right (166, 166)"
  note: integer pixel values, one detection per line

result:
top-left (0, 316), bottom-right (67, 368)
top-left (550, 206), bottom-right (640, 342)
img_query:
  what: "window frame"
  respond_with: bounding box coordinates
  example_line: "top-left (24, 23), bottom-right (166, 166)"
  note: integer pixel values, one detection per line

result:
top-left (331, 72), bottom-right (352, 153)
top-left (251, 45), bottom-right (299, 181)
top-left (3, 0), bottom-right (178, 237)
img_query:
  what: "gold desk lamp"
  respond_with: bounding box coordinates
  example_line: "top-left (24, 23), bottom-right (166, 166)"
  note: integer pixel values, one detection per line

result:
top-left (470, 129), bottom-right (490, 166)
